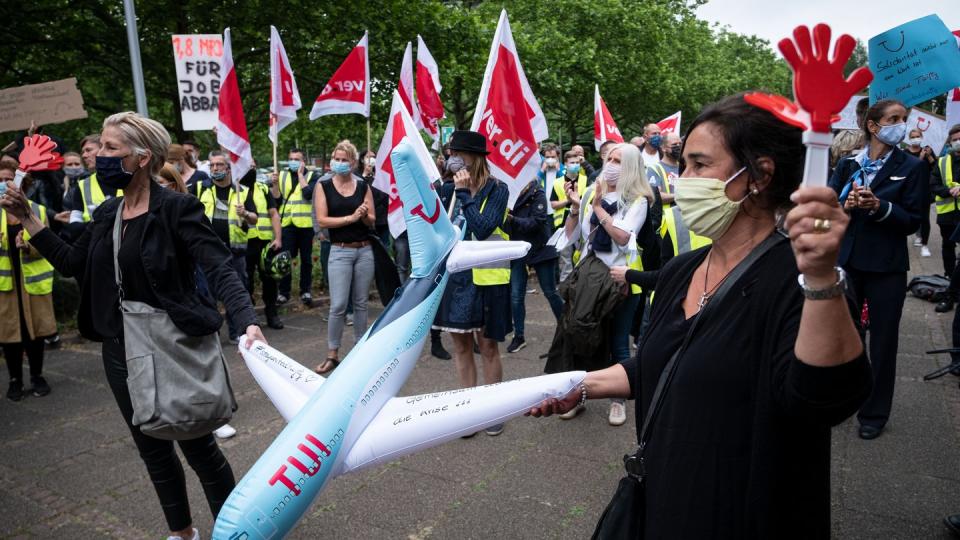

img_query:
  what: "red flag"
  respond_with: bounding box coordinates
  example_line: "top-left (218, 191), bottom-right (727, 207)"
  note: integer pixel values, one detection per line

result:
top-left (470, 10), bottom-right (547, 207)
top-left (416, 35), bottom-right (444, 140)
top-left (216, 28), bottom-right (252, 183)
top-left (373, 92), bottom-right (441, 237)
top-left (593, 85), bottom-right (624, 151)
top-left (309, 32), bottom-right (370, 119)
top-left (269, 26), bottom-right (302, 144)
top-left (398, 41), bottom-right (422, 129)
top-left (656, 111), bottom-right (682, 135)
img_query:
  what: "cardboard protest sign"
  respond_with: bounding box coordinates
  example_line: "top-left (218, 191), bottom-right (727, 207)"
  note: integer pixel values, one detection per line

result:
top-left (171, 34), bottom-right (224, 131)
top-left (0, 78), bottom-right (87, 132)
top-left (907, 106), bottom-right (949, 153)
top-left (868, 14), bottom-right (960, 106)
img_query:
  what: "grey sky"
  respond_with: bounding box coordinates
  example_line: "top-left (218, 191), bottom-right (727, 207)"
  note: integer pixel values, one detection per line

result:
top-left (696, 1), bottom-right (960, 51)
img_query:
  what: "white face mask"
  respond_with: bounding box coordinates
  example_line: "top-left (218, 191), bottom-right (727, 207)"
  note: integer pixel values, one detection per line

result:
top-left (544, 157), bottom-right (559, 169)
top-left (951, 140), bottom-right (960, 153)
top-left (674, 167), bottom-right (748, 241)
top-left (603, 162), bottom-right (621, 186)
top-left (907, 137), bottom-right (923, 147)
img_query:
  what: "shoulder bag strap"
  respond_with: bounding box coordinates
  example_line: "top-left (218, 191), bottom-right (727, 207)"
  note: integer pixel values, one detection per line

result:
top-left (635, 231), bottom-right (787, 457)
top-left (112, 200), bottom-right (125, 300)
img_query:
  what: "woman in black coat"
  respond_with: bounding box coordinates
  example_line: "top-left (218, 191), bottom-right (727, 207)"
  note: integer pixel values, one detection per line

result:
top-left (528, 95), bottom-right (872, 538)
top-left (1, 112), bottom-right (265, 540)
top-left (827, 98), bottom-right (925, 440)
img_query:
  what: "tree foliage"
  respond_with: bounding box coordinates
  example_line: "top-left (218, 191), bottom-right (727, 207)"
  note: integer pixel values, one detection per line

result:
top-left (1, 0), bottom-right (793, 162)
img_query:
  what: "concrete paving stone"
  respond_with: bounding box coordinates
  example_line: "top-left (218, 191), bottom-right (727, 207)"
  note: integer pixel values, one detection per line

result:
top-left (832, 507), bottom-right (952, 539)
top-left (0, 489), bottom-right (55, 537)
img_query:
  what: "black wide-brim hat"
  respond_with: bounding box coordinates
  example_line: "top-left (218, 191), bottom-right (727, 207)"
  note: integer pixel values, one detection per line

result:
top-left (448, 130), bottom-right (490, 155)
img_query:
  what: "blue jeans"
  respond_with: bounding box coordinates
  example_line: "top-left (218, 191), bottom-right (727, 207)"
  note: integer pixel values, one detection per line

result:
top-left (609, 294), bottom-right (641, 362)
top-left (327, 245), bottom-right (375, 350)
top-left (510, 259), bottom-right (563, 338)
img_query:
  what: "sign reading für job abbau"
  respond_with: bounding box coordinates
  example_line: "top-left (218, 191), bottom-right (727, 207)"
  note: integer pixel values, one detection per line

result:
top-left (172, 34), bottom-right (223, 131)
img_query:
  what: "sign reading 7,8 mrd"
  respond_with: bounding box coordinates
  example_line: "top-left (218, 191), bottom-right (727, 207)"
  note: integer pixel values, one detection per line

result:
top-left (172, 34), bottom-right (223, 131)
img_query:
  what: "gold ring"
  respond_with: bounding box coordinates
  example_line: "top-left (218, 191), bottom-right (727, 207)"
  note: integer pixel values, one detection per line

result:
top-left (813, 218), bottom-right (831, 233)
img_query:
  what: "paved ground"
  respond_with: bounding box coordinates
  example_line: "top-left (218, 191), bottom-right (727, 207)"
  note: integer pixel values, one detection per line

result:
top-left (1, 217), bottom-right (958, 539)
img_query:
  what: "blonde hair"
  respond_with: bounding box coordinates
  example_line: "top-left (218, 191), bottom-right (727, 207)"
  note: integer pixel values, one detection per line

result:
top-left (102, 112), bottom-right (171, 180)
top-left (830, 129), bottom-right (864, 168)
top-left (608, 143), bottom-right (654, 207)
top-left (332, 139), bottom-right (358, 162)
top-left (158, 163), bottom-right (188, 193)
top-left (166, 143), bottom-right (186, 163)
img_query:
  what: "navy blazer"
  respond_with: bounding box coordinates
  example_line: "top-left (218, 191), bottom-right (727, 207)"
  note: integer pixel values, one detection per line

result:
top-left (828, 147), bottom-right (925, 273)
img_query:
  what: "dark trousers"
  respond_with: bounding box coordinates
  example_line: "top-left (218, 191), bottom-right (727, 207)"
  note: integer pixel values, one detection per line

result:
top-left (279, 226), bottom-right (314, 298)
top-left (207, 251), bottom-right (247, 339)
top-left (102, 338), bottom-right (235, 531)
top-left (510, 258), bottom-right (563, 337)
top-left (847, 269), bottom-right (907, 429)
top-left (2, 339), bottom-right (44, 382)
top-left (920, 204), bottom-right (931, 244)
top-left (938, 220), bottom-right (958, 276)
top-left (245, 238), bottom-right (278, 320)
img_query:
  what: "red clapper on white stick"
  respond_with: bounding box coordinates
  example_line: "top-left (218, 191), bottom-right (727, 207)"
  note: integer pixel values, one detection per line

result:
top-left (745, 24), bottom-right (873, 187)
top-left (15, 134), bottom-right (62, 188)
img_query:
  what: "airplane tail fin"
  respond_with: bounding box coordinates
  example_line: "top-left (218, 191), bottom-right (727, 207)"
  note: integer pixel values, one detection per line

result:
top-left (446, 240), bottom-right (530, 274)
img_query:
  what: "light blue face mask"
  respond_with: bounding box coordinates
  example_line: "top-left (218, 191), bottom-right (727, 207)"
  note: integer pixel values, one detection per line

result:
top-left (287, 160), bottom-right (301, 172)
top-left (875, 122), bottom-right (906, 146)
top-left (331, 161), bottom-right (351, 175)
top-left (211, 170), bottom-right (227, 181)
top-left (566, 163), bottom-right (580, 175)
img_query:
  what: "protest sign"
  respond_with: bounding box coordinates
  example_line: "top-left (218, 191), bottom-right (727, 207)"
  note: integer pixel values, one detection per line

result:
top-left (907, 106), bottom-right (948, 154)
top-left (834, 95), bottom-right (866, 130)
top-left (0, 78), bottom-right (87, 132)
top-left (868, 14), bottom-right (960, 106)
top-left (171, 34), bottom-right (223, 131)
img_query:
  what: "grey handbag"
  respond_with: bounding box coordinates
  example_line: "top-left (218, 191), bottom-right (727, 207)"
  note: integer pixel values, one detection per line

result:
top-left (113, 200), bottom-right (237, 440)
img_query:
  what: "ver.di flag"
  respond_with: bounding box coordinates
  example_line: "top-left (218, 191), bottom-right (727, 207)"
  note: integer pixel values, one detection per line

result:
top-left (398, 41), bottom-right (422, 129)
top-left (416, 35), bottom-right (445, 141)
top-left (470, 9), bottom-right (547, 207)
top-left (309, 31), bottom-right (370, 119)
top-left (216, 27), bottom-right (253, 184)
top-left (269, 26), bottom-right (302, 144)
top-left (656, 111), bottom-right (682, 135)
top-left (373, 91), bottom-right (441, 237)
top-left (593, 85), bottom-right (624, 150)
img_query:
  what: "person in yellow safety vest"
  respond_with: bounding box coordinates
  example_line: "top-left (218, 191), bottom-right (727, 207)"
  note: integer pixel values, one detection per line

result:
top-left (558, 142), bottom-right (655, 427)
top-left (270, 148), bottom-right (318, 307)
top-left (552, 150), bottom-right (589, 282)
top-left (242, 172), bottom-right (284, 330)
top-left (0, 166), bottom-right (56, 401)
top-left (645, 131), bottom-right (682, 207)
top-left (202, 151), bottom-right (258, 343)
top-left (433, 130), bottom-right (512, 437)
top-left (931, 126), bottom-right (960, 281)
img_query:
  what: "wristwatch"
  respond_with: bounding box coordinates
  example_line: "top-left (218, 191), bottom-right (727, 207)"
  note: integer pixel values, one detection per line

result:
top-left (797, 266), bottom-right (846, 300)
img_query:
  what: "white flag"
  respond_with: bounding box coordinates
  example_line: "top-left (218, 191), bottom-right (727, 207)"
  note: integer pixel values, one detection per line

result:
top-left (269, 26), bottom-right (302, 144)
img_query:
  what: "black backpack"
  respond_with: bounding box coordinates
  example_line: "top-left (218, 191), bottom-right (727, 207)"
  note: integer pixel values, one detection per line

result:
top-left (908, 274), bottom-right (951, 302)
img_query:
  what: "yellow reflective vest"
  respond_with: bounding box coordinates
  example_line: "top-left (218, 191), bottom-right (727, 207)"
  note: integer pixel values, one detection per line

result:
top-left (471, 191), bottom-right (511, 286)
top-left (79, 173), bottom-right (109, 222)
top-left (935, 156), bottom-right (958, 216)
top-left (247, 183), bottom-right (275, 241)
top-left (647, 163), bottom-right (674, 208)
top-left (278, 171), bottom-right (313, 228)
top-left (199, 185), bottom-right (252, 251)
top-left (552, 172), bottom-right (589, 227)
top-left (0, 203), bottom-right (54, 295)
top-left (576, 186), bottom-right (644, 294)
top-left (660, 205), bottom-right (711, 257)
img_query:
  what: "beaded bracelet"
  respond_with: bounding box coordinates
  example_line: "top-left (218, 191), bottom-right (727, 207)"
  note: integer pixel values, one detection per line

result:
top-left (576, 382), bottom-right (588, 408)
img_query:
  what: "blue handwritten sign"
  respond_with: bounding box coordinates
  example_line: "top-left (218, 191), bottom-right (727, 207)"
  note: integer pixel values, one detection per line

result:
top-left (868, 14), bottom-right (960, 106)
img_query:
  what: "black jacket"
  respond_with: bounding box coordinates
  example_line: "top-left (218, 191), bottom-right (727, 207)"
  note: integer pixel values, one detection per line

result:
top-left (828, 147), bottom-right (925, 273)
top-left (502, 180), bottom-right (557, 264)
top-left (30, 180), bottom-right (257, 341)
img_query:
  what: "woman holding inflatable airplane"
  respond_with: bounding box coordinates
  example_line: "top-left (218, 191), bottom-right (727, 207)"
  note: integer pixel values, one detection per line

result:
top-left (434, 130), bottom-right (511, 437)
top-left (529, 95), bottom-right (872, 538)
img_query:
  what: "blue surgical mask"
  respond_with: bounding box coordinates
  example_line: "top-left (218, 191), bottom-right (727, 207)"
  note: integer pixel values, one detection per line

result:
top-left (875, 122), bottom-right (906, 146)
top-left (287, 160), bottom-right (301, 172)
top-left (63, 166), bottom-right (86, 178)
top-left (566, 163), bottom-right (580, 175)
top-left (648, 135), bottom-right (663, 149)
top-left (331, 161), bottom-right (351, 175)
top-left (95, 155), bottom-right (137, 190)
top-left (211, 170), bottom-right (227, 181)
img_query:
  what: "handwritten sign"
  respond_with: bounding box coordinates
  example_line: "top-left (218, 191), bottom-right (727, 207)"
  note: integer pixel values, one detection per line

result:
top-left (868, 14), bottom-right (960, 106)
top-left (906, 106), bottom-right (949, 154)
top-left (0, 78), bottom-right (87, 132)
top-left (171, 34), bottom-right (223, 131)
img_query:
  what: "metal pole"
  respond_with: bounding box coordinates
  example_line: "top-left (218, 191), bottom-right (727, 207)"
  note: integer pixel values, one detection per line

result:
top-left (123, 0), bottom-right (149, 116)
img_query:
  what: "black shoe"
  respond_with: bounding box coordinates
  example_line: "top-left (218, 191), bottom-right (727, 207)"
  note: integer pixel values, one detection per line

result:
top-left (936, 299), bottom-right (955, 313)
top-left (431, 339), bottom-right (451, 360)
top-left (6, 379), bottom-right (23, 401)
top-left (506, 336), bottom-right (526, 353)
top-left (267, 317), bottom-right (285, 330)
top-left (301, 293), bottom-right (313, 308)
top-left (30, 376), bottom-right (50, 397)
top-left (944, 514), bottom-right (960, 536)
top-left (44, 334), bottom-right (61, 350)
top-left (277, 294), bottom-right (289, 305)
top-left (858, 425), bottom-right (882, 440)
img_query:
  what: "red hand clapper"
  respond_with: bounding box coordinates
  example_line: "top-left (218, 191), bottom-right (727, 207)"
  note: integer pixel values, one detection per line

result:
top-left (17, 134), bottom-right (59, 172)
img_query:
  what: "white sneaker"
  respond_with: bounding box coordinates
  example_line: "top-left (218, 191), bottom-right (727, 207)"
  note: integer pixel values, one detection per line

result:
top-left (213, 423), bottom-right (237, 439)
top-left (167, 527), bottom-right (199, 540)
top-left (559, 404), bottom-right (585, 420)
top-left (921, 246), bottom-right (932, 257)
top-left (608, 401), bottom-right (627, 426)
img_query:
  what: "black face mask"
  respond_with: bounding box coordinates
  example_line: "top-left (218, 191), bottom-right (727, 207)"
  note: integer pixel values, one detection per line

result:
top-left (95, 155), bottom-right (137, 190)
top-left (669, 146), bottom-right (682, 161)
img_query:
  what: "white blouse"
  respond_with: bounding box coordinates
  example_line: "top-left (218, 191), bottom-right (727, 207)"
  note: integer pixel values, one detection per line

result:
top-left (565, 186), bottom-right (648, 268)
